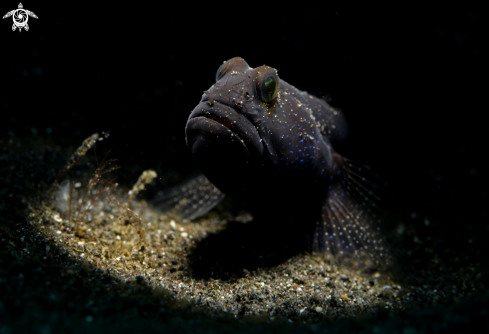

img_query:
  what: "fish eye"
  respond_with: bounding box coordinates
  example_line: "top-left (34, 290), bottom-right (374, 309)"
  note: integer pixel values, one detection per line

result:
top-left (258, 71), bottom-right (279, 103)
top-left (215, 60), bottom-right (228, 82)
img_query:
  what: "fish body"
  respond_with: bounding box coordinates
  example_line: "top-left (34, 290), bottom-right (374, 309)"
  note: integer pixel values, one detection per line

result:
top-left (182, 57), bottom-right (388, 268)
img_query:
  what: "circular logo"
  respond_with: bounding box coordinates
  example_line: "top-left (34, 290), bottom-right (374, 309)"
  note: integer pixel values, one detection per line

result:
top-left (13, 9), bottom-right (27, 27)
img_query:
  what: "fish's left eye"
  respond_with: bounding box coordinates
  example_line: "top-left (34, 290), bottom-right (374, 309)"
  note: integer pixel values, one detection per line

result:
top-left (216, 60), bottom-right (228, 82)
top-left (259, 71), bottom-right (279, 103)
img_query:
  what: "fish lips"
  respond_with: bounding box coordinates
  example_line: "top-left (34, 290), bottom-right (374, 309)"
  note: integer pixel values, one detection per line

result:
top-left (186, 101), bottom-right (264, 158)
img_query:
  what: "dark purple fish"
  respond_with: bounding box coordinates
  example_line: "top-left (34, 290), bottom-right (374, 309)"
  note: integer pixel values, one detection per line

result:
top-left (159, 57), bottom-right (391, 270)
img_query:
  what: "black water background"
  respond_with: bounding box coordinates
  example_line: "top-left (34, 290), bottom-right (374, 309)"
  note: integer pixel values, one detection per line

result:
top-left (1, 0), bottom-right (487, 278)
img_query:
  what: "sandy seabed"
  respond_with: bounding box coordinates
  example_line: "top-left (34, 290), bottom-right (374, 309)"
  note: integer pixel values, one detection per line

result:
top-left (0, 131), bottom-right (486, 333)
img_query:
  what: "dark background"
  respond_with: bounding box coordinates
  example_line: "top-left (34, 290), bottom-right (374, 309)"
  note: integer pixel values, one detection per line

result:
top-left (2, 0), bottom-right (487, 248)
top-left (1, 0), bottom-right (488, 331)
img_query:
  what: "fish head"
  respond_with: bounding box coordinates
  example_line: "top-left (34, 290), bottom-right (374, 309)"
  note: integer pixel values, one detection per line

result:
top-left (186, 57), bottom-right (332, 203)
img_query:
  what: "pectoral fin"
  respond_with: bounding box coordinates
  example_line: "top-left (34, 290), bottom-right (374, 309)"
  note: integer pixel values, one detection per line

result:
top-left (313, 156), bottom-right (394, 273)
top-left (152, 173), bottom-right (225, 221)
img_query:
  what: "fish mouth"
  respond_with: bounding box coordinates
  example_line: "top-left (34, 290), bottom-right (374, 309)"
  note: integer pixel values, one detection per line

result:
top-left (186, 101), bottom-right (264, 158)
